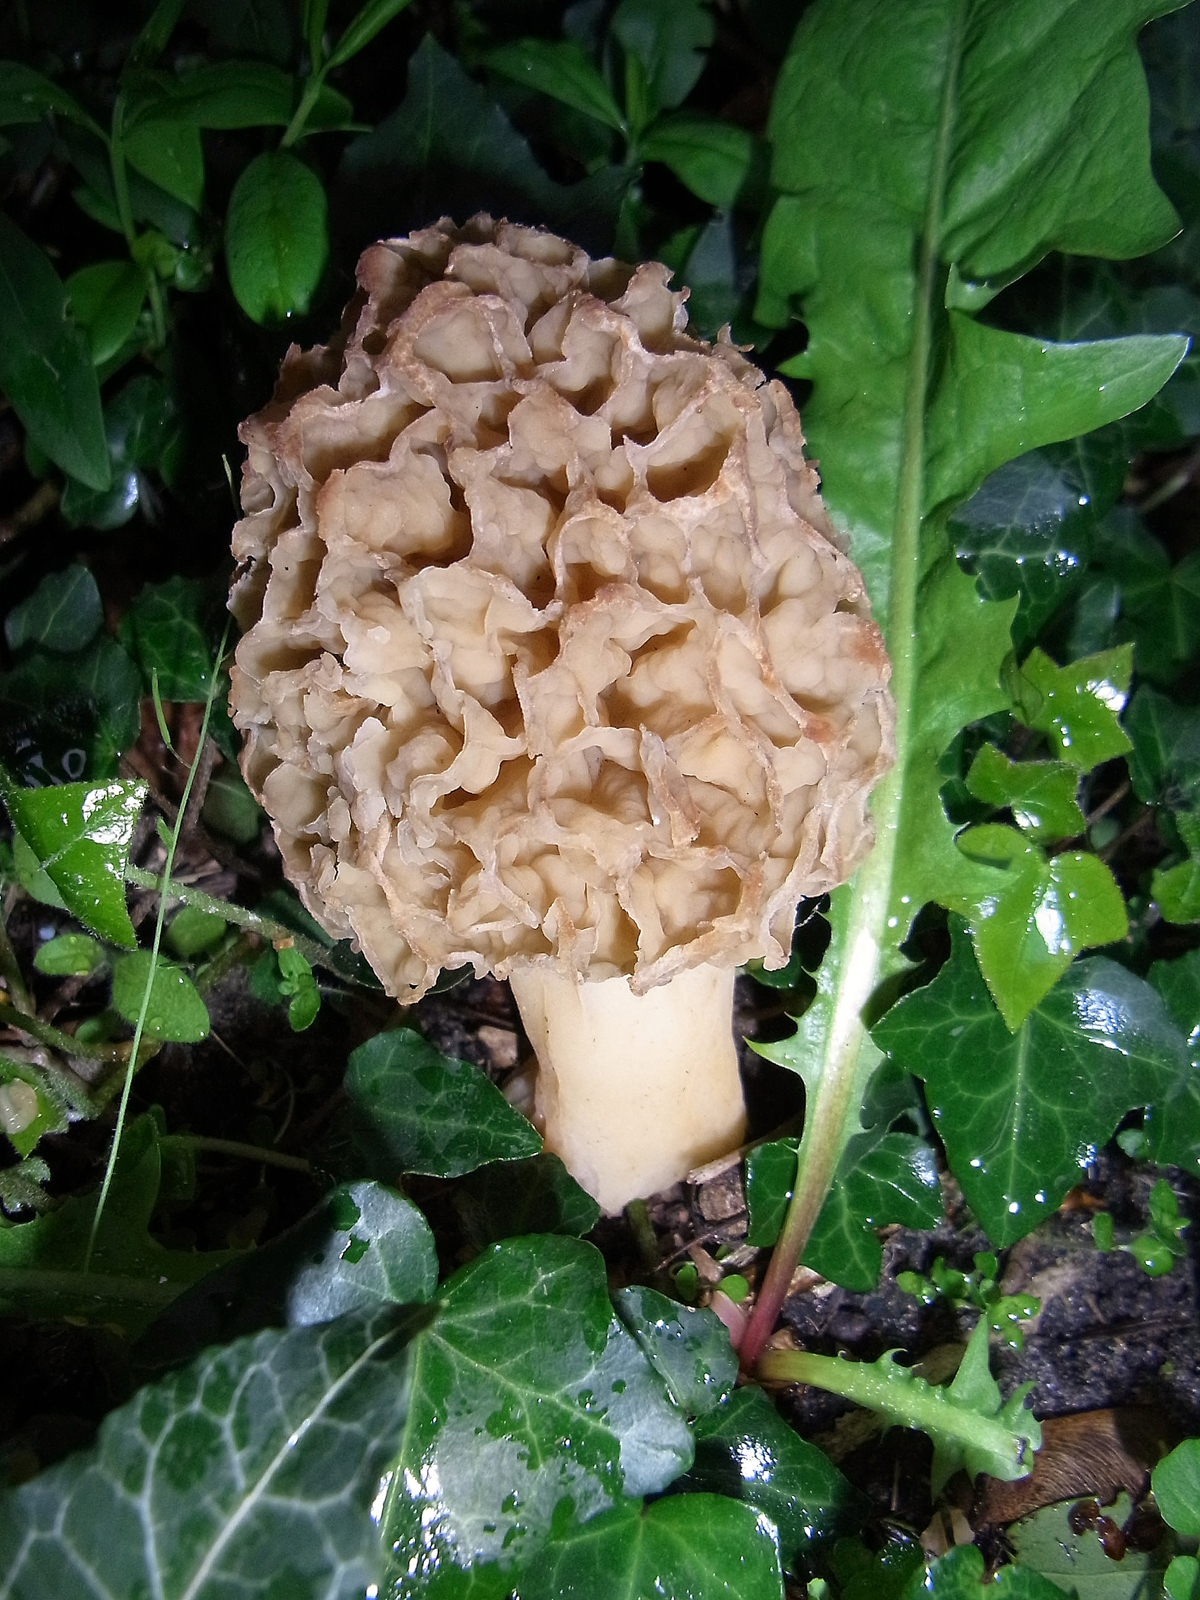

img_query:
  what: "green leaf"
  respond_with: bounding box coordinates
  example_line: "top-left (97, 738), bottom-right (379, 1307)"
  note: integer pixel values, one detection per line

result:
top-left (745, 1138), bottom-right (799, 1249)
top-left (1005, 645), bottom-right (1133, 770)
top-left (1155, 1439), bottom-right (1200, 1536)
top-left (196, 0), bottom-right (293, 62)
top-left (0, 634), bottom-right (142, 783)
top-left (61, 374), bottom-right (183, 531)
top-left (282, 1180), bottom-right (438, 1326)
top-left (760, 1317), bottom-right (1040, 1497)
top-left (166, 905), bottom-right (228, 958)
top-left (0, 212), bottom-right (110, 491)
top-left (118, 574), bottom-right (222, 701)
top-left (515, 1495), bottom-right (784, 1600)
top-left (0, 1114), bottom-right (236, 1335)
top-left (344, 1027), bottom-right (541, 1179)
top-left (277, 943), bottom-right (320, 1031)
top-left (1010, 1493), bottom-right (1178, 1599)
top-left (224, 150), bottom-right (328, 323)
top-left (612, 0), bottom-right (714, 124)
top-left (0, 1053), bottom-right (70, 1157)
top-left (452, 1153), bottom-right (601, 1248)
top-left (65, 261), bottom-right (147, 365)
top-left (0, 1307), bottom-right (417, 1597)
top-left (964, 745), bottom-right (1086, 842)
top-left (0, 775), bottom-right (144, 947)
top-left (4, 566), bottom-right (102, 655)
top-left (612, 1285), bottom-right (737, 1415)
top-left (327, 0), bottom-right (414, 69)
top-left (0, 60), bottom-right (103, 135)
top-left (873, 920), bottom-right (1188, 1244)
top-left (1153, 853), bottom-right (1200, 924)
top-left (487, 39), bottom-right (625, 133)
top-left (377, 1236), bottom-right (693, 1593)
top-left (1126, 685), bottom-right (1200, 810)
top-left (1166, 1555), bottom-right (1200, 1600)
top-left (127, 61), bottom-right (297, 128)
top-left (33, 932), bottom-right (106, 976)
top-left (1146, 948), bottom-right (1200, 1174)
top-left (339, 36), bottom-right (628, 254)
top-left (682, 1385), bottom-right (865, 1565)
top-left (952, 825), bottom-right (1128, 1027)
top-left (804, 1130), bottom-right (942, 1291)
top-left (111, 953), bottom-right (211, 1041)
top-left (640, 116), bottom-right (756, 208)
top-left (900, 1545), bottom-right (1066, 1599)
top-left (123, 117), bottom-right (204, 210)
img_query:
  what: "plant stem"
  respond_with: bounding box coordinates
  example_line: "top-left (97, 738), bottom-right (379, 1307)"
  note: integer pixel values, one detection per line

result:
top-left (85, 624), bottom-right (232, 1273)
top-left (281, 72), bottom-right (325, 148)
top-left (0, 911), bottom-right (34, 1016)
top-left (0, 1000), bottom-right (122, 1068)
top-left (177, 1135), bottom-right (311, 1173)
top-left (123, 868), bottom-right (329, 971)
top-left (738, 0), bottom-right (966, 1373)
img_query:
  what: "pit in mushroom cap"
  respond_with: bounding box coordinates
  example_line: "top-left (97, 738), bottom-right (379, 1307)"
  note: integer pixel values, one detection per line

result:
top-left (229, 215), bottom-right (895, 1211)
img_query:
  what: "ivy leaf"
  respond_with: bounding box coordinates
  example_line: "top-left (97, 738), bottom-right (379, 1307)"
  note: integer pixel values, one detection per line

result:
top-left (612, 1285), bottom-right (737, 1415)
top-left (514, 1495), bottom-right (784, 1600)
top-left (1154, 1439), bottom-right (1200, 1536)
top-left (377, 1236), bottom-right (693, 1594)
top-left (118, 575), bottom-right (226, 701)
top-left (1004, 645), bottom-right (1134, 769)
top-left (4, 566), bottom-right (103, 656)
top-left (952, 824), bottom-right (1128, 1027)
top-left (0, 633), bottom-right (142, 783)
top-left (344, 1027), bottom-right (541, 1179)
top-left (680, 1385), bottom-right (866, 1566)
top-left (760, 1318), bottom-right (1040, 1497)
top-left (451, 1154), bottom-right (600, 1248)
top-left (899, 1545), bottom-right (1065, 1599)
top-left (873, 920), bottom-right (1188, 1244)
top-left (224, 150), bottom-right (328, 323)
top-left (745, 1129), bottom-right (941, 1292)
top-left (1145, 948), bottom-right (1200, 1177)
top-left (110, 953), bottom-right (211, 1042)
top-left (0, 1114), bottom-right (236, 1337)
top-left (0, 212), bottom-right (110, 491)
top-left (0, 1307), bottom-right (418, 1598)
top-left (0, 775), bottom-right (144, 948)
top-left (486, 39), bottom-right (626, 133)
top-left (964, 745), bottom-right (1085, 842)
top-left (1125, 685), bottom-right (1200, 811)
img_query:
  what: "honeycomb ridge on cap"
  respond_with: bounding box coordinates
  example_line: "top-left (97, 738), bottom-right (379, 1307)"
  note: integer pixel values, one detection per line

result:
top-left (228, 214), bottom-right (895, 1001)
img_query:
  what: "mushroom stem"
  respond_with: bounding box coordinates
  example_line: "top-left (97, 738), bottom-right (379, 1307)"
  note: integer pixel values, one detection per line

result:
top-left (509, 963), bottom-right (747, 1217)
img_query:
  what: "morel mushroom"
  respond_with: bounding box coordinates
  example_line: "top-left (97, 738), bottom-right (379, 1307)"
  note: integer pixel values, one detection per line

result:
top-left (229, 216), bottom-right (894, 1214)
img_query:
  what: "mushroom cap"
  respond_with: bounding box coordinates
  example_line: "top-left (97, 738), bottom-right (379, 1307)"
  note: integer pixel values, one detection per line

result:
top-left (229, 216), bottom-right (894, 1001)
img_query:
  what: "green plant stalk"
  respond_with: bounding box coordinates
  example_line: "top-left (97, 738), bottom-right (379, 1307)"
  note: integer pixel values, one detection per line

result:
top-left (757, 1346), bottom-right (1029, 1475)
top-left (738, 1), bottom-right (964, 1373)
top-left (0, 1000), bottom-right (126, 1069)
top-left (180, 1135), bottom-right (311, 1173)
top-left (110, 94), bottom-right (166, 349)
top-left (85, 621), bottom-right (232, 1273)
top-left (123, 867), bottom-right (330, 973)
top-left (0, 912), bottom-right (34, 1015)
top-left (281, 71), bottom-right (327, 149)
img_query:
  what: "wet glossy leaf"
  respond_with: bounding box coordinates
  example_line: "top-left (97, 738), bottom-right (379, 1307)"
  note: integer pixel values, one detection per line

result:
top-left (516, 1495), bottom-right (784, 1600)
top-left (1125, 685), bottom-right (1200, 810)
top-left (61, 374), bottom-right (183, 530)
top-left (804, 1131), bottom-right (942, 1291)
top-left (487, 39), bottom-right (625, 133)
top-left (224, 150), bottom-right (328, 323)
top-left (33, 932), bottom-right (106, 976)
top-left (612, 1285), bottom-right (736, 1415)
top-left (900, 1545), bottom-right (1065, 1599)
top-left (1146, 948), bottom-right (1200, 1177)
top-left (952, 825), bottom-right (1128, 1026)
top-left (165, 905), bottom-right (227, 958)
top-left (124, 117), bottom-right (204, 210)
top-left (452, 1153), bottom-right (600, 1248)
top-left (612, 0), bottom-right (714, 122)
top-left (111, 953), bottom-right (210, 1041)
top-left (340, 36), bottom-right (628, 255)
top-left (0, 634), bottom-right (142, 782)
top-left (1155, 855), bottom-right (1200, 923)
top-left (378, 1236), bottom-right (693, 1595)
top-left (0, 1306), bottom-right (417, 1598)
top-left (345, 1027), bottom-right (541, 1179)
top-left (873, 920), bottom-right (1188, 1245)
top-left (282, 1181), bottom-right (438, 1327)
top-left (1010, 1493), bottom-right (1177, 1599)
top-left (0, 775), bottom-right (144, 947)
top-left (65, 260), bottom-right (146, 365)
top-left (4, 566), bottom-right (102, 656)
top-left (1005, 645), bottom-right (1133, 770)
top-left (640, 116), bottom-right (756, 208)
top-left (117, 573), bottom-right (222, 701)
top-left (682, 1385), bottom-right (864, 1564)
top-left (0, 212), bottom-right (110, 491)
top-left (1154, 1439), bottom-right (1200, 1536)
top-left (0, 1114), bottom-right (236, 1335)
top-left (744, 1138), bottom-right (798, 1249)
top-left (965, 746), bottom-right (1085, 842)
top-left (0, 1063), bottom-right (67, 1158)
